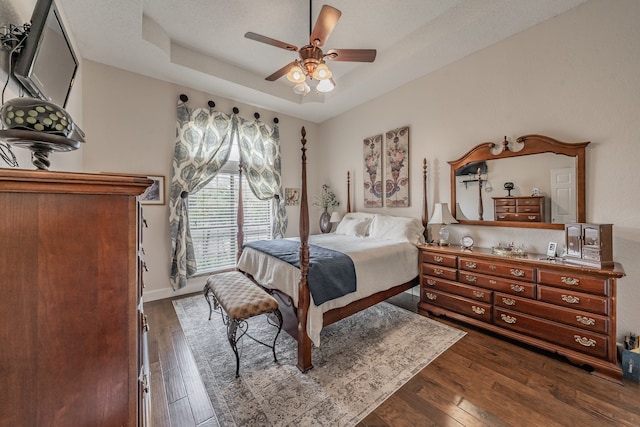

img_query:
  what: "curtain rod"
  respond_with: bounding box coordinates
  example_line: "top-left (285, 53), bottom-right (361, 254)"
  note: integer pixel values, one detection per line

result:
top-left (179, 94), bottom-right (279, 124)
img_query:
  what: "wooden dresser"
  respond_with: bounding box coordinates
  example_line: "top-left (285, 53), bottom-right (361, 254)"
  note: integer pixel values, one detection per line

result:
top-left (417, 245), bottom-right (626, 383)
top-left (0, 169), bottom-right (152, 426)
top-left (493, 195), bottom-right (545, 222)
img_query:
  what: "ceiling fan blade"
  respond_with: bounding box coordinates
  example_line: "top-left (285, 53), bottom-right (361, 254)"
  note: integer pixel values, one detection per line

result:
top-left (244, 32), bottom-right (298, 52)
top-left (326, 49), bottom-right (377, 62)
top-left (309, 5), bottom-right (341, 47)
top-left (265, 62), bottom-right (296, 81)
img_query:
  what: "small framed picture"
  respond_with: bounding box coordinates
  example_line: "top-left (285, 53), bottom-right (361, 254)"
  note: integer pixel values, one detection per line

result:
top-left (285, 188), bottom-right (300, 206)
top-left (546, 241), bottom-right (557, 258)
top-left (140, 175), bottom-right (165, 205)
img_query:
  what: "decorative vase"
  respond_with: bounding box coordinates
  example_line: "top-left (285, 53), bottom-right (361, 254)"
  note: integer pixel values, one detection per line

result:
top-left (319, 209), bottom-right (332, 233)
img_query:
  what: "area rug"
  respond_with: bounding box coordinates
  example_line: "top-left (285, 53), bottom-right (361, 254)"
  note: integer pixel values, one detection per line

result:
top-left (173, 295), bottom-right (465, 426)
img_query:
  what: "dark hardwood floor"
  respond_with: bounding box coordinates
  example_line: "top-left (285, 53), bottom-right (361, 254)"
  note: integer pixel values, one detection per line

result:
top-left (145, 292), bottom-right (640, 426)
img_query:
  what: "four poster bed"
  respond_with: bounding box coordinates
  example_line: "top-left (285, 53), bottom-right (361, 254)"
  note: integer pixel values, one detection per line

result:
top-left (234, 127), bottom-right (429, 372)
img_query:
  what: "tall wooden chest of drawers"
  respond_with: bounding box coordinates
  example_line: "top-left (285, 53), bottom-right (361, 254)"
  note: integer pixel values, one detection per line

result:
top-left (418, 245), bottom-right (626, 383)
top-left (493, 195), bottom-right (545, 222)
top-left (0, 169), bottom-right (152, 426)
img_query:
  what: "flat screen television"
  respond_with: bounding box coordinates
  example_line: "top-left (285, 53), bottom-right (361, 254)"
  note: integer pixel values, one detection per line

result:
top-left (13, 0), bottom-right (78, 108)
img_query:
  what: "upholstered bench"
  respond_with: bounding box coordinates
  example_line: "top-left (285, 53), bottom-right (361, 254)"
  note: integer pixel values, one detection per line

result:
top-left (203, 271), bottom-right (283, 377)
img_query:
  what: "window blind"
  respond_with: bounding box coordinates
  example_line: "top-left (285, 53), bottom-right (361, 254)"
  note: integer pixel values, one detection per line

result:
top-left (189, 170), bottom-right (273, 274)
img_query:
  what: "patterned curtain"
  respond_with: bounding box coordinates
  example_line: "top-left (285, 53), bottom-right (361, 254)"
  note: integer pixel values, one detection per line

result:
top-left (235, 115), bottom-right (288, 238)
top-left (169, 101), bottom-right (234, 290)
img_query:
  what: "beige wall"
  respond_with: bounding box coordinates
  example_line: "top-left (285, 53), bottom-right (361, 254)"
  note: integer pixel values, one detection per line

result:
top-left (81, 61), bottom-right (319, 301)
top-left (318, 0), bottom-right (640, 340)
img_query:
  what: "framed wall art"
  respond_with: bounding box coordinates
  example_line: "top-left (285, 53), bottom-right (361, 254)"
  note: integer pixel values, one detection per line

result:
top-left (285, 187), bottom-right (300, 206)
top-left (363, 134), bottom-right (383, 208)
top-left (140, 175), bottom-right (165, 205)
top-left (384, 126), bottom-right (410, 207)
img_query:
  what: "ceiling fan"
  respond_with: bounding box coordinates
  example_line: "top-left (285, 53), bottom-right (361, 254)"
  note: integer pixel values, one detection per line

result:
top-left (244, 1), bottom-right (377, 94)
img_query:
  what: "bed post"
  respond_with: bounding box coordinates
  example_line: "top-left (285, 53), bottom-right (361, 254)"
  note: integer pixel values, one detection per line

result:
top-left (297, 127), bottom-right (313, 372)
top-left (346, 171), bottom-right (351, 213)
top-left (422, 158), bottom-right (428, 242)
top-left (237, 161), bottom-right (245, 262)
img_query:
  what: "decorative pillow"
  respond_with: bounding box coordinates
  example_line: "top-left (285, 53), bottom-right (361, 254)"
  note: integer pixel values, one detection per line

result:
top-left (335, 216), bottom-right (372, 237)
top-left (368, 214), bottom-right (425, 245)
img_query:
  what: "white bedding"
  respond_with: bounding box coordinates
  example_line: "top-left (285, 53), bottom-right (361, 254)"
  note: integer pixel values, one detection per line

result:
top-left (236, 233), bottom-right (419, 346)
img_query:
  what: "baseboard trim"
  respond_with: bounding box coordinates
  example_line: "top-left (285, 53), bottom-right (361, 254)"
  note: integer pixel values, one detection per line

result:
top-left (143, 277), bottom-right (208, 302)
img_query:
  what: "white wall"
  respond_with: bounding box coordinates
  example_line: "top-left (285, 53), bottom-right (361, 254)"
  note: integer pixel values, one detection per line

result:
top-left (318, 0), bottom-right (640, 341)
top-left (81, 61), bottom-right (319, 301)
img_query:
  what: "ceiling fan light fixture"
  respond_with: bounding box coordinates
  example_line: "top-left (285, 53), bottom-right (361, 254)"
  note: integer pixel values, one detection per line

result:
top-left (287, 65), bottom-right (307, 83)
top-left (312, 62), bottom-right (332, 80)
top-left (316, 77), bottom-right (335, 93)
top-left (293, 81), bottom-right (311, 95)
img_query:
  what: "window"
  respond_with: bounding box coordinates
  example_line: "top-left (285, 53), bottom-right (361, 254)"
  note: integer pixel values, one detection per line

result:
top-left (188, 143), bottom-right (273, 274)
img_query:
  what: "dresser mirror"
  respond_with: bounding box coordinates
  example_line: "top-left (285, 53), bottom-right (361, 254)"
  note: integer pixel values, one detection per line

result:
top-left (449, 134), bottom-right (589, 230)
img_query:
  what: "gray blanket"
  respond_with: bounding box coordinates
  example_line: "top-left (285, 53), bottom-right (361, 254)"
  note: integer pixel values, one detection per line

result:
top-left (243, 239), bottom-right (356, 305)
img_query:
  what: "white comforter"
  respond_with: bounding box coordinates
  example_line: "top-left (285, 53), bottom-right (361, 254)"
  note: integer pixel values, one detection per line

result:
top-left (236, 234), bottom-right (419, 346)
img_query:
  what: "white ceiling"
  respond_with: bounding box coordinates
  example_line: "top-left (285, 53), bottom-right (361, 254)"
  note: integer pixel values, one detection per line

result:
top-left (56, 0), bottom-right (587, 123)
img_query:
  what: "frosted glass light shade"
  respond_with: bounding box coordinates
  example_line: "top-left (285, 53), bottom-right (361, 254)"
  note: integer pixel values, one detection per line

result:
top-left (316, 78), bottom-right (335, 93)
top-left (312, 62), bottom-right (332, 80)
top-left (287, 65), bottom-right (306, 83)
top-left (293, 82), bottom-right (310, 95)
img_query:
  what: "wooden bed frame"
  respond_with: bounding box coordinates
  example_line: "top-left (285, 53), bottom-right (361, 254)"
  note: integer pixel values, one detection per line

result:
top-left (237, 127), bottom-right (429, 372)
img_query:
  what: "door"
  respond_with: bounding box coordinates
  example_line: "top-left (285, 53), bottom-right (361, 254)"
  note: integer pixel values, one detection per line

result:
top-left (550, 168), bottom-right (576, 223)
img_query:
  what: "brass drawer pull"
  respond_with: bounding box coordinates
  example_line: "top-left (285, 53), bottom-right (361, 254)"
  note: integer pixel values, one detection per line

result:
top-left (576, 315), bottom-right (596, 326)
top-left (472, 306), bottom-right (486, 315)
top-left (489, 265), bottom-right (497, 270)
top-left (501, 314), bottom-right (517, 324)
top-left (527, 216), bottom-right (536, 220)
top-left (510, 284), bottom-right (525, 293)
top-left (465, 275), bottom-right (477, 283)
top-left (434, 256), bottom-right (444, 262)
top-left (426, 279), bottom-right (436, 286)
top-left (562, 294), bottom-right (580, 304)
top-left (473, 290), bottom-right (485, 298)
top-left (502, 297), bottom-right (516, 306)
top-left (465, 261), bottom-right (477, 269)
top-left (574, 335), bottom-right (596, 347)
top-left (489, 279), bottom-right (497, 285)
top-left (425, 292), bottom-right (437, 301)
top-left (510, 269), bottom-right (525, 277)
top-left (433, 268), bottom-right (444, 276)
top-left (561, 276), bottom-right (580, 286)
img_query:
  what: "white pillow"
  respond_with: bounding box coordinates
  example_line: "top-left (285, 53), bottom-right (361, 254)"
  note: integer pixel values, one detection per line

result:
top-left (335, 216), bottom-right (372, 237)
top-left (369, 214), bottom-right (425, 245)
top-left (342, 212), bottom-right (376, 221)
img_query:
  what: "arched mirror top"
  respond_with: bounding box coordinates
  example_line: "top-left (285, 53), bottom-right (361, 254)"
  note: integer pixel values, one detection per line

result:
top-left (449, 134), bottom-right (590, 230)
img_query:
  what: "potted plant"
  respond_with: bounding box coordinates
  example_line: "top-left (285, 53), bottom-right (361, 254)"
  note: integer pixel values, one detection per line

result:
top-left (314, 184), bottom-right (340, 233)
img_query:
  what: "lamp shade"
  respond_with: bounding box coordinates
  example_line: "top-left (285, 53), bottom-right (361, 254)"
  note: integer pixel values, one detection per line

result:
top-left (429, 203), bottom-right (458, 225)
top-left (455, 203), bottom-right (469, 220)
top-left (312, 62), bottom-right (332, 80)
top-left (330, 211), bottom-right (342, 223)
top-left (316, 78), bottom-right (335, 93)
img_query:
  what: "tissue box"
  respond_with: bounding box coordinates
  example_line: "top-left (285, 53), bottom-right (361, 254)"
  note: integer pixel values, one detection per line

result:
top-left (621, 349), bottom-right (640, 383)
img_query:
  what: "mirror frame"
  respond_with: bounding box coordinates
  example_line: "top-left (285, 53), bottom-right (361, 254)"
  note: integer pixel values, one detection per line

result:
top-left (449, 134), bottom-right (590, 230)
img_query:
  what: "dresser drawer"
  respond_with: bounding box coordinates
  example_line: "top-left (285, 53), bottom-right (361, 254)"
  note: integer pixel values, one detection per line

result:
top-left (423, 278), bottom-right (492, 303)
top-left (494, 307), bottom-right (608, 359)
top-left (495, 206), bottom-right (516, 213)
top-left (459, 257), bottom-right (535, 282)
top-left (516, 205), bottom-right (541, 214)
top-left (537, 285), bottom-right (609, 315)
top-left (537, 269), bottom-right (609, 296)
top-left (421, 263), bottom-right (457, 281)
top-left (421, 251), bottom-right (457, 267)
top-left (494, 199), bottom-right (516, 207)
top-left (459, 271), bottom-right (536, 298)
top-left (494, 292), bottom-right (609, 334)
top-left (495, 212), bottom-right (542, 222)
top-left (422, 290), bottom-right (492, 323)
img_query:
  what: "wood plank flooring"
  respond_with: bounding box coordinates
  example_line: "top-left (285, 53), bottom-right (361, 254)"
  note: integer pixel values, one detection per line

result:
top-left (145, 292), bottom-right (640, 426)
